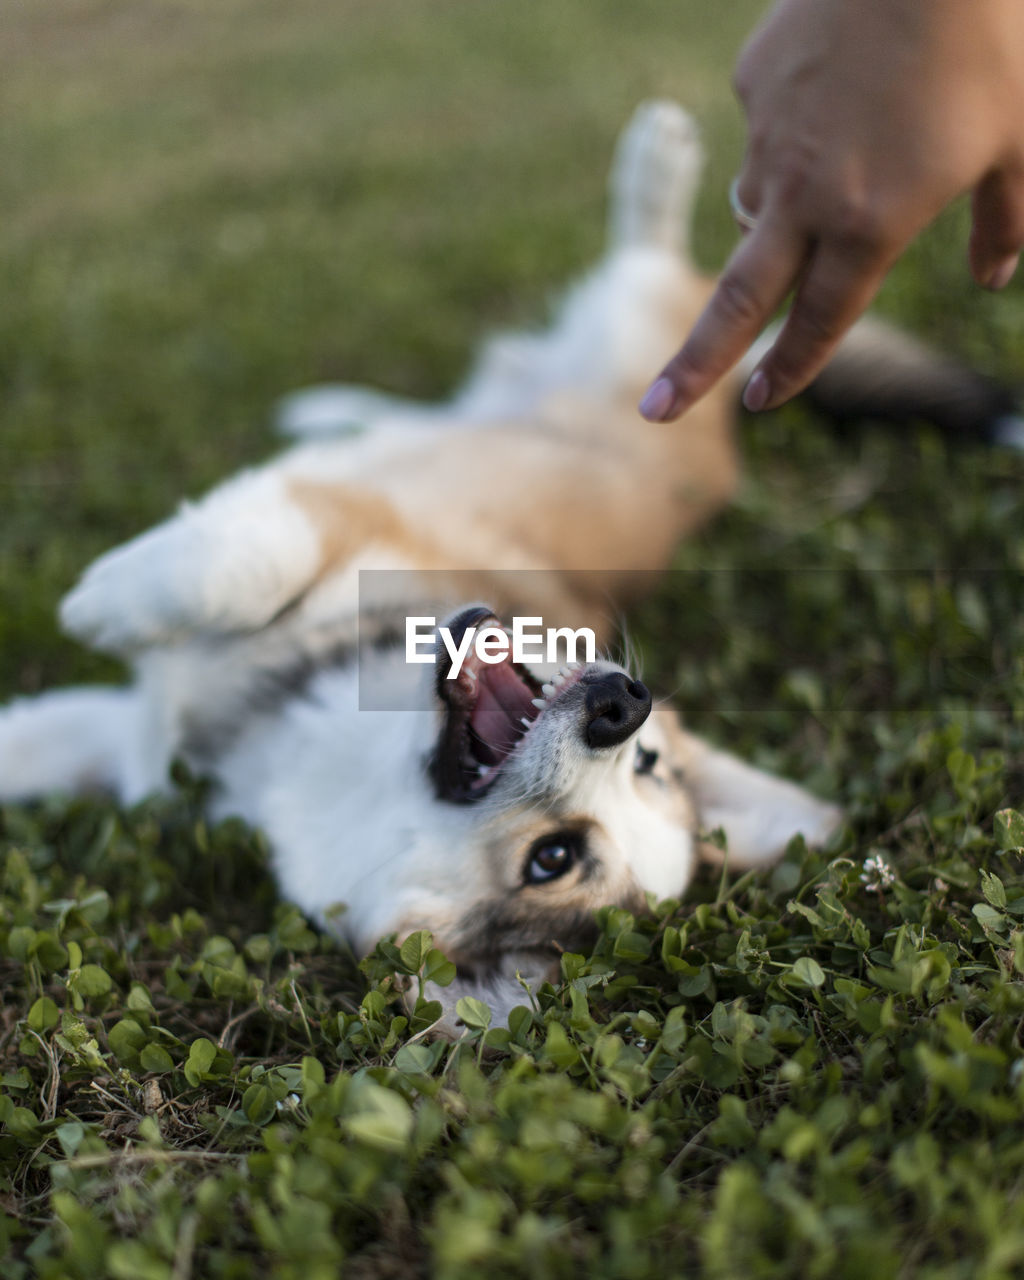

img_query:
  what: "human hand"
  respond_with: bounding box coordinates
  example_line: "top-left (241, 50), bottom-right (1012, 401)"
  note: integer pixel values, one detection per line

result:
top-left (639, 0), bottom-right (1024, 422)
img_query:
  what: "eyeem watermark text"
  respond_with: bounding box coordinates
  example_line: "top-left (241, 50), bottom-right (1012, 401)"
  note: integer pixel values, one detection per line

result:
top-left (407, 616), bottom-right (597, 678)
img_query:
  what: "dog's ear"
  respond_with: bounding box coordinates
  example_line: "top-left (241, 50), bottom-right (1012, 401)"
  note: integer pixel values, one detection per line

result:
top-left (653, 707), bottom-right (841, 867)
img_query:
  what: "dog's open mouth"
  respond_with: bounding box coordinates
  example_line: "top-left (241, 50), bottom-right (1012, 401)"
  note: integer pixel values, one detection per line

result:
top-left (431, 606), bottom-right (584, 803)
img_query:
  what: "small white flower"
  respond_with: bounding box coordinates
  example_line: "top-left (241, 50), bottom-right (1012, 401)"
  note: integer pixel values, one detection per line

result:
top-left (859, 855), bottom-right (896, 892)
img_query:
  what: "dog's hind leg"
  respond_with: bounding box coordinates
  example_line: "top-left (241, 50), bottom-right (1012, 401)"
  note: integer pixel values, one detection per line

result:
top-left (606, 99), bottom-right (704, 259)
top-left (274, 385), bottom-right (439, 439)
top-left (60, 468), bottom-right (325, 654)
top-left (0, 687), bottom-right (156, 805)
top-left (450, 102), bottom-right (710, 418)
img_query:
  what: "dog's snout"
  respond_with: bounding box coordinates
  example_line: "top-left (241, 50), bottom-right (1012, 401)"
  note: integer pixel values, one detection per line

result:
top-left (583, 673), bottom-right (652, 748)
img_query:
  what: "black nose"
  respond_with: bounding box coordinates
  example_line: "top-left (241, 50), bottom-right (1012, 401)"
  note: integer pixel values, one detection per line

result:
top-left (583, 672), bottom-right (652, 748)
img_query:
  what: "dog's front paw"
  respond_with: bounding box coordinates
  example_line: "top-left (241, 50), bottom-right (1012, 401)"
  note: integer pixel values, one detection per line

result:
top-left (60, 523), bottom-right (205, 652)
top-left (60, 470), bottom-right (325, 654)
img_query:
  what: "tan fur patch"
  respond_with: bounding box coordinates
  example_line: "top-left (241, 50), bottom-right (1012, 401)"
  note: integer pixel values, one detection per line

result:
top-left (286, 479), bottom-right (434, 572)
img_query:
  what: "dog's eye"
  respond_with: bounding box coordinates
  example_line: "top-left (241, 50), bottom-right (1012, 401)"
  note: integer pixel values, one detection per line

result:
top-left (524, 833), bottom-right (581, 885)
top-left (634, 745), bottom-right (659, 776)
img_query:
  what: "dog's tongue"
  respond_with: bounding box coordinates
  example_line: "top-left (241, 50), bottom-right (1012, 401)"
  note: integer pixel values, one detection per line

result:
top-left (469, 660), bottom-right (537, 762)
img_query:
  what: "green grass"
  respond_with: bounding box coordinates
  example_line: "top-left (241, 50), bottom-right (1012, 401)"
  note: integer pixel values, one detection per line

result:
top-left (2, 2), bottom-right (1024, 1276)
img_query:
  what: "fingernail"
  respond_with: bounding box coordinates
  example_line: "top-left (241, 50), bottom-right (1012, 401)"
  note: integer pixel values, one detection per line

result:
top-left (987, 255), bottom-right (1019, 291)
top-left (742, 369), bottom-right (770, 412)
top-left (638, 377), bottom-right (679, 422)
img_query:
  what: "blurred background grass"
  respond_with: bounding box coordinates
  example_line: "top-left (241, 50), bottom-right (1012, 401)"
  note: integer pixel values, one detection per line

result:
top-left (1, 0), bottom-right (1020, 709)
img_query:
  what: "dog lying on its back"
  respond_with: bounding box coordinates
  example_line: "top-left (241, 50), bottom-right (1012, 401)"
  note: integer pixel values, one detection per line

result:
top-left (0, 103), bottom-right (1012, 1028)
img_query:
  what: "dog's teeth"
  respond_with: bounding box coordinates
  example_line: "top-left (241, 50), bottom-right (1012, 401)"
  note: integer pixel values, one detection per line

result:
top-left (477, 765), bottom-right (489, 776)
top-left (520, 717), bottom-right (531, 728)
top-left (466, 668), bottom-right (477, 683)
top-left (542, 683), bottom-right (556, 697)
top-left (531, 698), bottom-right (546, 709)
top-left (567, 662), bottom-right (581, 671)
top-left (552, 673), bottom-right (565, 687)
top-left (559, 666), bottom-right (573, 678)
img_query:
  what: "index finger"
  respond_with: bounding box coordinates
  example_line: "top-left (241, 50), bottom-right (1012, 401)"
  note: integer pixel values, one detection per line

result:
top-left (638, 216), bottom-right (809, 422)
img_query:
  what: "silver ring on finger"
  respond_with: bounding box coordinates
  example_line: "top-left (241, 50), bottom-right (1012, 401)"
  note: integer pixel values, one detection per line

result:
top-left (728, 177), bottom-right (759, 232)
